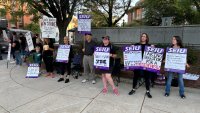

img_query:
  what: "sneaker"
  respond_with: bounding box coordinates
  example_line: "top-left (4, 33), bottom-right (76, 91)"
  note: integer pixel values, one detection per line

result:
top-left (10, 60), bottom-right (16, 64)
top-left (113, 88), bottom-right (119, 96)
top-left (57, 78), bottom-right (64, 82)
top-left (82, 79), bottom-right (88, 83)
top-left (74, 75), bottom-right (78, 79)
top-left (102, 88), bottom-right (108, 94)
top-left (92, 80), bottom-right (96, 84)
top-left (128, 89), bottom-right (136, 95)
top-left (65, 79), bottom-right (70, 83)
top-left (164, 93), bottom-right (169, 97)
top-left (180, 94), bottom-right (186, 99)
top-left (146, 92), bottom-right (152, 98)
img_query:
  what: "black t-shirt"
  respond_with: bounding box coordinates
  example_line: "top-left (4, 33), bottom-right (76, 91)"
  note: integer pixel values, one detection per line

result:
top-left (13, 40), bottom-right (21, 51)
top-left (102, 43), bottom-right (116, 67)
top-left (84, 40), bottom-right (96, 55)
top-left (19, 36), bottom-right (26, 50)
top-left (135, 43), bottom-right (151, 57)
top-left (43, 42), bottom-right (54, 57)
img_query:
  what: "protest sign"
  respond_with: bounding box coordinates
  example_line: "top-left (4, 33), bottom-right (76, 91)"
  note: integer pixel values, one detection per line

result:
top-left (26, 64), bottom-right (39, 78)
top-left (141, 46), bottom-right (164, 73)
top-left (25, 32), bottom-right (34, 51)
top-left (164, 48), bottom-right (187, 73)
top-left (56, 45), bottom-right (71, 63)
top-left (123, 45), bottom-right (142, 70)
top-left (78, 14), bottom-right (91, 34)
top-left (41, 16), bottom-right (58, 38)
top-left (94, 47), bottom-right (110, 70)
top-left (183, 73), bottom-right (199, 80)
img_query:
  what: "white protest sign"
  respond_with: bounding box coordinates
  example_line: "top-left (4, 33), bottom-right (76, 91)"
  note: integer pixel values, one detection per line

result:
top-left (26, 64), bottom-right (40, 78)
top-left (56, 45), bottom-right (71, 63)
top-left (41, 16), bottom-right (58, 38)
top-left (25, 32), bottom-right (34, 51)
top-left (141, 46), bottom-right (164, 73)
top-left (78, 14), bottom-right (91, 34)
top-left (94, 47), bottom-right (110, 70)
top-left (3, 30), bottom-right (8, 40)
top-left (183, 73), bottom-right (199, 80)
top-left (123, 45), bottom-right (142, 70)
top-left (164, 48), bottom-right (187, 74)
top-left (7, 43), bottom-right (11, 61)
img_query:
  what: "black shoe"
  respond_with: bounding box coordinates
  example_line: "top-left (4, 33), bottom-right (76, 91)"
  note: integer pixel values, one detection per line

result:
top-left (164, 93), bottom-right (169, 97)
top-left (75, 75), bottom-right (78, 79)
top-left (180, 94), bottom-right (186, 99)
top-left (65, 79), bottom-right (70, 83)
top-left (146, 92), bottom-right (152, 98)
top-left (128, 89), bottom-right (136, 95)
top-left (57, 78), bottom-right (64, 82)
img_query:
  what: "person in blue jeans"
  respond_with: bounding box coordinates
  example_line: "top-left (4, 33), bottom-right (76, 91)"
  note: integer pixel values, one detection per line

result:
top-left (165, 36), bottom-right (190, 99)
top-left (12, 37), bottom-right (22, 66)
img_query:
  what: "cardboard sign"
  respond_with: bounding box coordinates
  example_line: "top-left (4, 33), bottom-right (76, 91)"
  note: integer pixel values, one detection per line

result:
top-left (25, 32), bottom-right (34, 51)
top-left (164, 48), bottom-right (187, 74)
top-left (78, 14), bottom-right (91, 34)
top-left (141, 46), bottom-right (164, 73)
top-left (7, 43), bottom-right (11, 61)
top-left (41, 16), bottom-right (58, 38)
top-left (26, 63), bottom-right (39, 78)
top-left (56, 45), bottom-right (71, 63)
top-left (123, 45), bottom-right (142, 70)
top-left (94, 47), bottom-right (110, 70)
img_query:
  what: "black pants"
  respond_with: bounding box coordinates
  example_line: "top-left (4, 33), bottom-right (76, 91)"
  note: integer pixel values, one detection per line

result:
top-left (43, 56), bottom-right (54, 72)
top-left (132, 69), bottom-right (150, 91)
top-left (58, 61), bottom-right (71, 75)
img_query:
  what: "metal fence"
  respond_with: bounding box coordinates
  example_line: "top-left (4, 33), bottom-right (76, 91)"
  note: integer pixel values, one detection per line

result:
top-left (74, 25), bottom-right (200, 45)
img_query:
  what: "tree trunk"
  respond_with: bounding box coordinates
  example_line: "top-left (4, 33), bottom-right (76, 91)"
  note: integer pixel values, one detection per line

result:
top-left (58, 25), bottom-right (66, 44)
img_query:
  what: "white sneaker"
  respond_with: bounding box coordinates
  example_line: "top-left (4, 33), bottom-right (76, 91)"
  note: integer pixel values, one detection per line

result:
top-left (92, 80), bottom-right (96, 84)
top-left (82, 79), bottom-right (88, 83)
top-left (10, 60), bottom-right (16, 64)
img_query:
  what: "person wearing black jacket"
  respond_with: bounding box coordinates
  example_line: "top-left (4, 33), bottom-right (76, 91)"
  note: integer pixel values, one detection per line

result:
top-left (57, 36), bottom-right (74, 83)
top-left (128, 33), bottom-right (153, 98)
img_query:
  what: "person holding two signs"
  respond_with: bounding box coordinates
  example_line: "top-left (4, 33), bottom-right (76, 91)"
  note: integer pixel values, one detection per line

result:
top-left (96, 36), bottom-right (119, 95)
top-left (128, 33), bottom-right (153, 98)
top-left (164, 36), bottom-right (190, 99)
top-left (57, 36), bottom-right (74, 83)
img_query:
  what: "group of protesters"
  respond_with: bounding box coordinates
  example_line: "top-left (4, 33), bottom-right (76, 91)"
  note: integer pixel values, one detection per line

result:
top-left (4, 31), bottom-right (190, 99)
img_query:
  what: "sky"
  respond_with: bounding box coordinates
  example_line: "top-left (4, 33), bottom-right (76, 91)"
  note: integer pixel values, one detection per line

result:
top-left (118, 0), bottom-right (139, 25)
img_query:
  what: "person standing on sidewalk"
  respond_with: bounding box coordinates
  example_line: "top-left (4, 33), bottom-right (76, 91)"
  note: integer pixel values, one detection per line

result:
top-left (128, 33), bottom-right (153, 98)
top-left (81, 33), bottom-right (97, 84)
top-left (12, 36), bottom-right (22, 66)
top-left (99, 36), bottom-right (119, 95)
top-left (57, 36), bottom-right (74, 83)
top-left (43, 38), bottom-right (54, 78)
top-left (164, 36), bottom-right (190, 99)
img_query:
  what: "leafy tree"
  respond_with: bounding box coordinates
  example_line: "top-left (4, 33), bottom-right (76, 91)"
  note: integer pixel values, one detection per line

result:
top-left (84, 0), bottom-right (132, 27)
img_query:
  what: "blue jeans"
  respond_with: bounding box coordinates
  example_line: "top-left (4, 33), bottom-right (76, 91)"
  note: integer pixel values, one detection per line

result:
top-left (165, 72), bottom-right (185, 95)
top-left (14, 51), bottom-right (22, 65)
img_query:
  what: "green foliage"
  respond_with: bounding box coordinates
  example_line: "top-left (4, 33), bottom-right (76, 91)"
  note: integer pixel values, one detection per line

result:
top-left (24, 23), bottom-right (40, 34)
top-left (143, 0), bottom-right (200, 25)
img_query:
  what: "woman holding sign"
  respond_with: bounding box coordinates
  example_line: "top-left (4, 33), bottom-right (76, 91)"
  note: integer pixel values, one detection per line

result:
top-left (164, 36), bottom-right (190, 99)
top-left (43, 38), bottom-right (54, 78)
top-left (96, 36), bottom-right (119, 95)
top-left (57, 36), bottom-right (74, 83)
top-left (128, 33), bottom-right (153, 98)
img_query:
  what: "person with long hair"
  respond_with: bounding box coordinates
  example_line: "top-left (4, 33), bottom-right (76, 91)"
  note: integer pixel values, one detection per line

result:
top-left (57, 36), bottom-right (74, 83)
top-left (43, 38), bottom-right (54, 78)
top-left (98, 36), bottom-right (119, 95)
top-left (128, 33), bottom-right (153, 98)
top-left (165, 36), bottom-right (190, 99)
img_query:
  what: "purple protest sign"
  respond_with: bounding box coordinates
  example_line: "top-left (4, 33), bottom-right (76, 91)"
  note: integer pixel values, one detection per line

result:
top-left (141, 46), bottom-right (164, 73)
top-left (56, 45), bottom-right (71, 63)
top-left (78, 14), bottom-right (91, 34)
top-left (123, 45), bottom-right (142, 70)
top-left (94, 47), bottom-right (110, 70)
top-left (26, 63), bottom-right (40, 78)
top-left (164, 48), bottom-right (187, 74)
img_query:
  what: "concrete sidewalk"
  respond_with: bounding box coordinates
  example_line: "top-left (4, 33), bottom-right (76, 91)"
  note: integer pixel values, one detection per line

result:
top-left (0, 60), bottom-right (199, 113)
